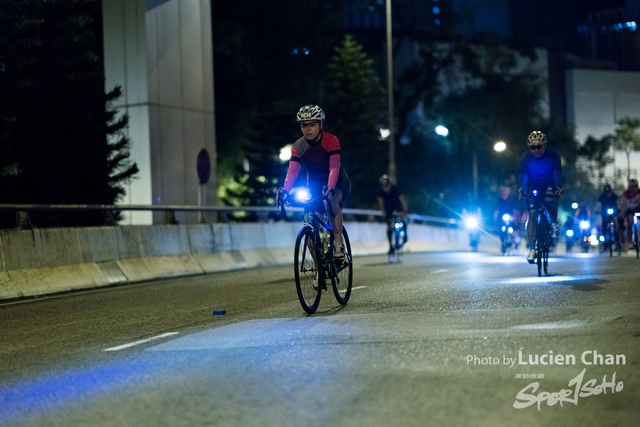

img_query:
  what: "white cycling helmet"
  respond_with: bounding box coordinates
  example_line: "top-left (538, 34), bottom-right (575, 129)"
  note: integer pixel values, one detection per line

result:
top-left (296, 105), bottom-right (325, 122)
top-left (527, 130), bottom-right (547, 147)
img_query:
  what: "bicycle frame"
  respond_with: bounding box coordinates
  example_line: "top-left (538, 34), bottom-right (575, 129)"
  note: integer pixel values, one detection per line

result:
top-left (525, 190), bottom-right (554, 276)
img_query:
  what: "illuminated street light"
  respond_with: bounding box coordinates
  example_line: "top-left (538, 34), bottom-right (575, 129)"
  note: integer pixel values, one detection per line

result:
top-left (279, 144), bottom-right (292, 162)
top-left (435, 125), bottom-right (449, 137)
top-left (494, 141), bottom-right (506, 152)
top-left (386, 0), bottom-right (395, 183)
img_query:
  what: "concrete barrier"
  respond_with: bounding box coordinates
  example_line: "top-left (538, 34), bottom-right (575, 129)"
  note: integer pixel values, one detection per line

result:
top-left (0, 221), bottom-right (474, 301)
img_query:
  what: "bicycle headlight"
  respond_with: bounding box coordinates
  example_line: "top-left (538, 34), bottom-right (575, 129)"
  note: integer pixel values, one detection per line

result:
top-left (502, 214), bottom-right (511, 222)
top-left (607, 208), bottom-right (614, 215)
top-left (579, 220), bottom-right (590, 230)
top-left (465, 217), bottom-right (478, 229)
top-left (566, 229), bottom-right (574, 237)
top-left (292, 187), bottom-right (311, 203)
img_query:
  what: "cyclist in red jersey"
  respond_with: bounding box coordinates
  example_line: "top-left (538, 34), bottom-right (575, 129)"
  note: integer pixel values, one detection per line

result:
top-left (620, 178), bottom-right (640, 250)
top-left (277, 105), bottom-right (351, 259)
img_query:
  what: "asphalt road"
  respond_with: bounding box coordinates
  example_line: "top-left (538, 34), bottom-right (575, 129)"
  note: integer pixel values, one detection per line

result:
top-left (1, 248), bottom-right (639, 427)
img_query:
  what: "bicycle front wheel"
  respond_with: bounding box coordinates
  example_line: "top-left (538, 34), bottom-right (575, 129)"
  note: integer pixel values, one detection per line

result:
top-left (536, 215), bottom-right (545, 277)
top-left (294, 226), bottom-right (322, 314)
top-left (332, 226), bottom-right (353, 305)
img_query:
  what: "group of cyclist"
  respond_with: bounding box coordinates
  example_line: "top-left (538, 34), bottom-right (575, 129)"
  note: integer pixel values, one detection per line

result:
top-left (277, 104), bottom-right (636, 267)
top-left (566, 179), bottom-right (640, 253)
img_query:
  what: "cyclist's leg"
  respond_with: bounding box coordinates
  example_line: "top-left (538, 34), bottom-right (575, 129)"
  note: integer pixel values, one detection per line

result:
top-left (624, 211), bottom-right (633, 250)
top-left (385, 216), bottom-right (393, 251)
top-left (525, 196), bottom-right (537, 248)
top-left (328, 189), bottom-right (344, 246)
top-left (545, 196), bottom-right (559, 239)
top-left (329, 177), bottom-right (351, 255)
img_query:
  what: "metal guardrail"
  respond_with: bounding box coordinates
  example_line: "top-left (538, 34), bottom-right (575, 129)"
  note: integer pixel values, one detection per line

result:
top-left (0, 203), bottom-right (461, 228)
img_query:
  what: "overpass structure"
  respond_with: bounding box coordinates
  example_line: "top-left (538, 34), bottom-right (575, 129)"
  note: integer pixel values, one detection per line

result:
top-left (102, 0), bottom-right (216, 226)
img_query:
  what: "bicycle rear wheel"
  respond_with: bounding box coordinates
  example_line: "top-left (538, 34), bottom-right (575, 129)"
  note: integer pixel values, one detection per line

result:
top-left (294, 226), bottom-right (322, 314)
top-left (332, 226), bottom-right (353, 305)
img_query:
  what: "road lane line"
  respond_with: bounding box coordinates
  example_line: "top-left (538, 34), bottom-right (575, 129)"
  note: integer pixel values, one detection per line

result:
top-left (432, 269), bottom-right (448, 274)
top-left (350, 286), bottom-right (367, 290)
top-left (103, 332), bottom-right (179, 352)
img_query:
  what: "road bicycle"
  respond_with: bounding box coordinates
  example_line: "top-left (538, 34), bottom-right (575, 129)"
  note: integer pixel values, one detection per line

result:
top-left (278, 188), bottom-right (353, 314)
top-left (389, 213), bottom-right (407, 263)
top-left (633, 212), bottom-right (640, 259)
top-left (499, 213), bottom-right (520, 256)
top-left (599, 208), bottom-right (621, 257)
top-left (525, 190), bottom-right (556, 276)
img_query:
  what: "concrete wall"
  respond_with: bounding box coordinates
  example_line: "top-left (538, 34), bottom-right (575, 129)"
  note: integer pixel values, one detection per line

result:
top-left (0, 222), bottom-right (474, 301)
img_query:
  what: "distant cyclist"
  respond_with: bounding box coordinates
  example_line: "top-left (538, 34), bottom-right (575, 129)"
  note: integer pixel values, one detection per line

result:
top-left (277, 105), bottom-right (351, 259)
top-left (517, 131), bottom-right (563, 263)
top-left (594, 183), bottom-right (618, 232)
top-left (493, 185), bottom-right (520, 227)
top-left (377, 174), bottom-right (409, 256)
top-left (620, 178), bottom-right (640, 250)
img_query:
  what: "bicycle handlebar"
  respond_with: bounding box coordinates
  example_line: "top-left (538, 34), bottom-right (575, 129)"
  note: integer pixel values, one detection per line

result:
top-left (277, 187), bottom-right (334, 220)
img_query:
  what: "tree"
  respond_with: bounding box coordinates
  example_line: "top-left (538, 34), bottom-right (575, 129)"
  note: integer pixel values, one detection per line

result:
top-left (0, 0), bottom-right (137, 227)
top-left (577, 135), bottom-right (613, 186)
top-left (609, 117), bottom-right (640, 182)
top-left (324, 34), bottom-right (386, 208)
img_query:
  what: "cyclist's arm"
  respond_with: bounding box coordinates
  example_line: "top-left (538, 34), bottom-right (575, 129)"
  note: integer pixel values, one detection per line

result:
top-left (327, 154), bottom-right (340, 190)
top-left (553, 152), bottom-right (563, 190)
top-left (399, 194), bottom-right (409, 216)
top-left (282, 159), bottom-right (301, 192)
top-left (377, 196), bottom-right (385, 216)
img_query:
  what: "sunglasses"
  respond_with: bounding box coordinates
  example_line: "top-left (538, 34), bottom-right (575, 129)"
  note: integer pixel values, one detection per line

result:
top-left (530, 145), bottom-right (544, 151)
top-left (300, 121), bottom-right (319, 129)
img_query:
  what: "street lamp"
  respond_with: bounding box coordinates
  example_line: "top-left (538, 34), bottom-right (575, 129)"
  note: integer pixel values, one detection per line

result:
top-left (494, 141), bottom-right (506, 152)
top-left (472, 141), bottom-right (507, 198)
top-left (386, 0), bottom-right (395, 183)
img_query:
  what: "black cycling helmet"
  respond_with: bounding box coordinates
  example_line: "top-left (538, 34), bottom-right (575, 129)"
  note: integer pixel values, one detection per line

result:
top-left (379, 174), bottom-right (391, 185)
top-left (603, 183), bottom-right (612, 192)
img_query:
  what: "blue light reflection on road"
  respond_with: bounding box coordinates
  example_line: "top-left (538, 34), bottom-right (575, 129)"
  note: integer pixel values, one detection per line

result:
top-left (0, 318), bottom-right (361, 425)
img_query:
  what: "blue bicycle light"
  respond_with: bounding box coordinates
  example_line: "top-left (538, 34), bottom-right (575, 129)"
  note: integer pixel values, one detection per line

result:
top-left (292, 187), bottom-right (311, 203)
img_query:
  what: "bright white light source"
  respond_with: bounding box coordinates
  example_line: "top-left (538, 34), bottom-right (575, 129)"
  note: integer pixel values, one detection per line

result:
top-left (379, 128), bottom-right (390, 140)
top-left (579, 220), bottom-right (590, 230)
top-left (279, 145), bottom-right (292, 161)
top-left (494, 141), bottom-right (506, 152)
top-left (435, 125), bottom-right (449, 137)
top-left (292, 187), bottom-right (311, 203)
top-left (502, 214), bottom-right (511, 222)
top-left (571, 202), bottom-right (578, 209)
top-left (465, 217), bottom-right (478, 229)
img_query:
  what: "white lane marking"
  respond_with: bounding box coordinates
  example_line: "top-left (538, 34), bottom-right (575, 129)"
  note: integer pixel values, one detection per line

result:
top-left (432, 269), bottom-right (448, 274)
top-left (350, 286), bottom-right (367, 290)
top-left (103, 332), bottom-right (179, 352)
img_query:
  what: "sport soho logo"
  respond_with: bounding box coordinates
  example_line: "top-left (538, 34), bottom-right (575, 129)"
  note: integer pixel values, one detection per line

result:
top-left (466, 349), bottom-right (626, 411)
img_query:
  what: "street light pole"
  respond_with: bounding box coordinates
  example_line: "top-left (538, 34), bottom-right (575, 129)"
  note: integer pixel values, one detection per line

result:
top-left (386, 0), bottom-right (396, 183)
